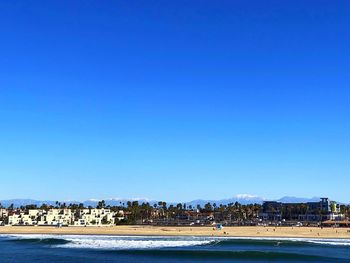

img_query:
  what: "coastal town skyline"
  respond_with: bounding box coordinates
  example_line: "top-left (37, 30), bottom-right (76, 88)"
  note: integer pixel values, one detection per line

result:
top-left (1, 196), bottom-right (348, 228)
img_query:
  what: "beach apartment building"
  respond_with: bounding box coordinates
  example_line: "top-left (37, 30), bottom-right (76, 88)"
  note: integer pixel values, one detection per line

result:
top-left (0, 208), bottom-right (8, 217)
top-left (7, 211), bottom-right (35, 225)
top-left (7, 209), bottom-right (52, 226)
top-left (19, 213), bottom-right (37, 225)
top-left (37, 209), bottom-right (73, 226)
top-left (2, 208), bottom-right (124, 226)
top-left (259, 201), bottom-right (283, 221)
top-left (0, 209), bottom-right (8, 225)
top-left (260, 197), bottom-right (343, 222)
top-left (73, 208), bottom-right (124, 226)
top-left (73, 208), bottom-right (102, 226)
top-left (7, 213), bottom-right (20, 225)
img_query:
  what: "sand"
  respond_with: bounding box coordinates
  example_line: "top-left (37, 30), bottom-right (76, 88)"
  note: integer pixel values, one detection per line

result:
top-left (1, 225), bottom-right (350, 239)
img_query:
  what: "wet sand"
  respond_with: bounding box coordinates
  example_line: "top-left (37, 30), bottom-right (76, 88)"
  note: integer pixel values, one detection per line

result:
top-left (1, 225), bottom-right (350, 239)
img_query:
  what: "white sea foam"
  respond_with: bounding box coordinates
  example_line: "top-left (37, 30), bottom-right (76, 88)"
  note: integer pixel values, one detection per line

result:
top-left (58, 235), bottom-right (214, 250)
top-left (57, 238), bottom-right (214, 249)
top-left (306, 239), bottom-right (350, 246)
top-left (1, 234), bottom-right (214, 250)
top-left (215, 236), bottom-right (350, 246)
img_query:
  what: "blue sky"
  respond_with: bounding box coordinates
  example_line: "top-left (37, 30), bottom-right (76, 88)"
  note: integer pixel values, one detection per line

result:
top-left (0, 1), bottom-right (349, 202)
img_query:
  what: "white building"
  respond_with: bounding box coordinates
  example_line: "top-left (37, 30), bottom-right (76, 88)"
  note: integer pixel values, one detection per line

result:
top-left (73, 209), bottom-right (124, 226)
top-left (0, 208), bottom-right (8, 225)
top-left (37, 209), bottom-right (73, 226)
top-left (3, 208), bottom-right (124, 226)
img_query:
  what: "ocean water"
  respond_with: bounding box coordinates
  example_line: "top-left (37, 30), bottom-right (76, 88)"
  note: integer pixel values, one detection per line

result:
top-left (0, 234), bottom-right (350, 262)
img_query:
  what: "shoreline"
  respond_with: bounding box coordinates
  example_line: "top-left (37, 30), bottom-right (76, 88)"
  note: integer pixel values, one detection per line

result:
top-left (1, 226), bottom-right (350, 239)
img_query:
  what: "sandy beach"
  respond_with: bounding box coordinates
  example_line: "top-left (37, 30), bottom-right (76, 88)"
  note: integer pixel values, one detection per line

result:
top-left (1, 225), bottom-right (350, 239)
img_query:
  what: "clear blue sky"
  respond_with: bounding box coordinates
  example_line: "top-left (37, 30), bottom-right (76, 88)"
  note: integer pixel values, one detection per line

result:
top-left (0, 1), bottom-right (349, 202)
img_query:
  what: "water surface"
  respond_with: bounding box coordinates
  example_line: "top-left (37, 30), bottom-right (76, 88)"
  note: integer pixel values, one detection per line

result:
top-left (1, 234), bottom-right (350, 262)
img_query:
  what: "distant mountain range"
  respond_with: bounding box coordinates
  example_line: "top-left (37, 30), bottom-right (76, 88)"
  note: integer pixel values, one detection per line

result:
top-left (0, 195), bottom-right (331, 208)
top-left (184, 194), bottom-right (265, 207)
top-left (276, 196), bottom-right (321, 203)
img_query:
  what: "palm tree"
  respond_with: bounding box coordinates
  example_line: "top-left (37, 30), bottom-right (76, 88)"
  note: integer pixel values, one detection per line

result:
top-left (97, 200), bottom-right (106, 209)
top-left (204, 203), bottom-right (212, 212)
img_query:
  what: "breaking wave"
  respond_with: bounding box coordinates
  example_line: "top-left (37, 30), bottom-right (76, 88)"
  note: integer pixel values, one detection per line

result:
top-left (2, 234), bottom-right (350, 250)
top-left (1, 234), bottom-right (215, 249)
top-left (214, 236), bottom-right (350, 247)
